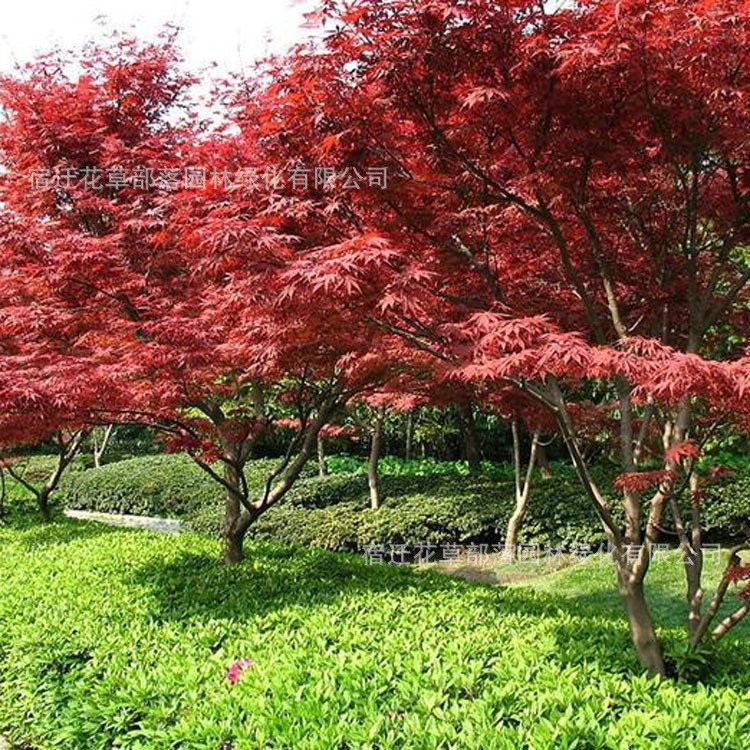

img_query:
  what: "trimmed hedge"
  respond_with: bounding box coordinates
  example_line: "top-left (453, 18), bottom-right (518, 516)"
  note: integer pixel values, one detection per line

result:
top-left (64, 454), bottom-right (318, 519)
top-left (246, 471), bottom-right (618, 550)
top-left (64, 452), bottom-right (749, 549)
top-left (65, 454), bottom-right (221, 517)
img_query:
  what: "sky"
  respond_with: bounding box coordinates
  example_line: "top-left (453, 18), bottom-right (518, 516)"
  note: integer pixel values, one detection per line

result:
top-left (0, 0), bottom-right (316, 75)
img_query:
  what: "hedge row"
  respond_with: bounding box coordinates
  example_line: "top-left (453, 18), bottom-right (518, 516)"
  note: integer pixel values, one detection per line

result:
top-left (64, 454), bottom-right (315, 518)
top-left (61, 453), bottom-right (750, 548)
top-left (244, 471), bottom-right (617, 550)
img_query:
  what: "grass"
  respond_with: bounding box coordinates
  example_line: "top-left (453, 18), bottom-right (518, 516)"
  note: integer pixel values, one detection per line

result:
top-left (1, 515), bottom-right (750, 749)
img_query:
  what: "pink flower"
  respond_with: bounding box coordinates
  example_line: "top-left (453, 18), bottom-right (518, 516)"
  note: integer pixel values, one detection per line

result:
top-left (227, 658), bottom-right (255, 685)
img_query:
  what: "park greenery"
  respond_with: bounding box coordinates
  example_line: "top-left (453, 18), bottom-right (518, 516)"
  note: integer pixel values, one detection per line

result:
top-left (2, 0), bottom-right (750, 744)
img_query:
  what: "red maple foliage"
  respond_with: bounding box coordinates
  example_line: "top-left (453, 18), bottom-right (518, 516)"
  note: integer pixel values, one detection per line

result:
top-left (0, 32), bottom-right (400, 560)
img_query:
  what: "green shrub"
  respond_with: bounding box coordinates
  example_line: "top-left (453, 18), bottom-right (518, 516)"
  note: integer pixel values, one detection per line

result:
top-left (248, 469), bottom-right (619, 550)
top-left (0, 520), bottom-right (749, 748)
top-left (65, 454), bottom-right (221, 517)
top-left (703, 474), bottom-right (750, 540)
top-left (66, 454), bottom-right (318, 520)
top-left (326, 454), bottom-right (519, 479)
top-left (64, 452), bottom-right (750, 548)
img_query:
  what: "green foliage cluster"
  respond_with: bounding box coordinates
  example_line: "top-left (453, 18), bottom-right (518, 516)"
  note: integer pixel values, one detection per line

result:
top-left (0, 520), bottom-right (749, 749)
top-left (246, 471), bottom-right (616, 551)
top-left (65, 454), bottom-right (222, 518)
top-left (702, 476), bottom-right (750, 540)
top-left (65, 453), bottom-right (750, 548)
top-left (64, 455), bottom-right (315, 519)
top-left (325, 455), bottom-right (517, 479)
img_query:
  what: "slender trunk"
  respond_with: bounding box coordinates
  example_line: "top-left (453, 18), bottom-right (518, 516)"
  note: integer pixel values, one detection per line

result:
top-left (537, 442), bottom-right (553, 480)
top-left (691, 544), bottom-right (750, 648)
top-left (461, 404), bottom-right (482, 475)
top-left (503, 508), bottom-right (524, 561)
top-left (405, 411), bottom-right (415, 462)
top-left (222, 462), bottom-right (252, 565)
top-left (617, 378), bottom-right (641, 545)
top-left (712, 602), bottom-right (750, 641)
top-left (93, 425), bottom-right (115, 469)
top-left (547, 381), bottom-right (665, 675)
top-left (317, 433), bottom-right (328, 479)
top-left (369, 408), bottom-right (384, 510)
top-left (6, 430), bottom-right (87, 524)
top-left (620, 575), bottom-right (666, 676)
top-left (503, 423), bottom-right (540, 560)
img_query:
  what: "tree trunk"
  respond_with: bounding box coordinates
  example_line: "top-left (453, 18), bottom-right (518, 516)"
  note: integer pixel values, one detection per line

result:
top-left (369, 408), bottom-right (384, 510)
top-left (93, 424), bottom-right (115, 469)
top-left (620, 576), bottom-right (666, 676)
top-left (405, 411), bottom-right (415, 461)
top-left (0, 469), bottom-right (5, 520)
top-left (38, 488), bottom-right (52, 523)
top-left (546, 382), bottom-right (667, 674)
top-left (223, 506), bottom-right (253, 564)
top-left (537, 443), bottom-right (553, 480)
top-left (224, 522), bottom-right (248, 565)
top-left (222, 462), bottom-right (252, 565)
top-left (461, 404), bottom-right (482, 475)
top-left (503, 424), bottom-right (540, 560)
top-left (317, 433), bottom-right (328, 479)
top-left (503, 508), bottom-right (526, 561)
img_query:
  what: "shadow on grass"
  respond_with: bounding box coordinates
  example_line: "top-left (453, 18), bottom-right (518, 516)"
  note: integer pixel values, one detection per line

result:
top-left (126, 545), bottom-right (473, 621)
top-left (127, 543), bottom-right (750, 686)
top-left (0, 509), bottom-right (121, 552)
top-left (9, 516), bottom-right (749, 688)
top-left (124, 543), bottom-right (646, 675)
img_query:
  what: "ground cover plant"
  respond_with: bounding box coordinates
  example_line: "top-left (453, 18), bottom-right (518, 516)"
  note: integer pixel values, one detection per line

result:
top-left (1, 517), bottom-right (750, 749)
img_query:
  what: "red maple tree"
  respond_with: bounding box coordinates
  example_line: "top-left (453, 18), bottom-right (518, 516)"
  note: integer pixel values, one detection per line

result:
top-left (260, 0), bottom-right (750, 674)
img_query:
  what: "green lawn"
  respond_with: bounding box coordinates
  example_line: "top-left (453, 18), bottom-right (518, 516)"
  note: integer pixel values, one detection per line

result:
top-left (1, 518), bottom-right (749, 749)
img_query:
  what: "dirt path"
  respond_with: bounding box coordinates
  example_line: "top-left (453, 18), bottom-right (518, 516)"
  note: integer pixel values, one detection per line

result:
top-left (429, 552), bottom-right (585, 586)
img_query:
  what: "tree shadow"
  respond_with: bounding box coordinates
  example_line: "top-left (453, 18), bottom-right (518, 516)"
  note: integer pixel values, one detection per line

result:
top-left (124, 542), bottom-right (675, 679)
top-left (126, 545), bottom-right (477, 622)
top-left (0, 513), bottom-right (120, 552)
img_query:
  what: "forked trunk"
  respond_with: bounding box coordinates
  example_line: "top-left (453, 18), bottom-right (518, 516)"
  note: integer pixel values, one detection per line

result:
top-left (93, 424), bottom-right (115, 469)
top-left (548, 385), bottom-right (665, 676)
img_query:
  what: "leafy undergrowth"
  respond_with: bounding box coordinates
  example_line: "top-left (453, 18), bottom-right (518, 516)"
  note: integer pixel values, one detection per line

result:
top-left (1, 520), bottom-right (750, 749)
